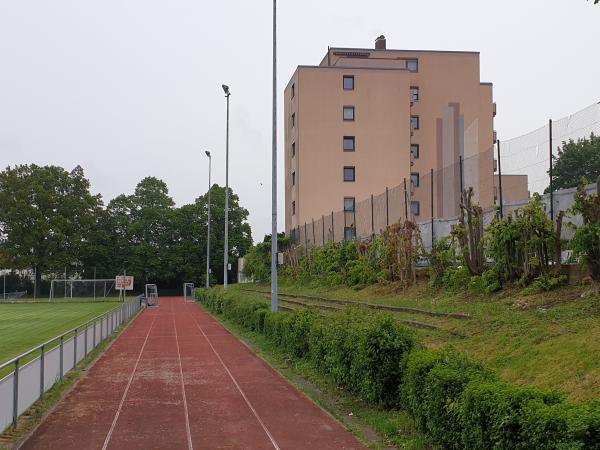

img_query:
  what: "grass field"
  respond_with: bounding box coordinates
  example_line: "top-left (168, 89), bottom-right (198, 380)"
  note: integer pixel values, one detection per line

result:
top-left (0, 301), bottom-right (121, 365)
top-left (232, 281), bottom-right (600, 402)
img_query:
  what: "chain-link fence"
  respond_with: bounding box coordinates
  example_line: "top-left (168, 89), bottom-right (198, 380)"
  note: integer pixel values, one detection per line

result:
top-left (291, 102), bottom-right (600, 251)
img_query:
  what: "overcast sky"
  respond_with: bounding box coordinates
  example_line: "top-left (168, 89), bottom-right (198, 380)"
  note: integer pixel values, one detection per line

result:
top-left (0, 0), bottom-right (598, 242)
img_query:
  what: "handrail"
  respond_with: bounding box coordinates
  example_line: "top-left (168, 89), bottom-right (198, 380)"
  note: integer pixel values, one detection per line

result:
top-left (0, 295), bottom-right (142, 372)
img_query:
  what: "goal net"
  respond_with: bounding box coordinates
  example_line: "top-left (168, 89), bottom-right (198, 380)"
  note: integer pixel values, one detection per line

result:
top-left (145, 284), bottom-right (159, 307)
top-left (183, 283), bottom-right (195, 302)
top-left (49, 279), bottom-right (117, 301)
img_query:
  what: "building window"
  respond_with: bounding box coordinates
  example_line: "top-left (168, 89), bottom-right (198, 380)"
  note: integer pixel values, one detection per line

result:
top-left (292, 201), bottom-right (296, 215)
top-left (406, 59), bottom-right (418, 72)
top-left (291, 113), bottom-right (295, 127)
top-left (344, 197), bottom-right (355, 212)
top-left (343, 166), bottom-right (355, 182)
top-left (411, 115), bottom-right (420, 130)
top-left (410, 86), bottom-right (419, 102)
top-left (411, 172), bottom-right (420, 188)
top-left (291, 83), bottom-right (295, 98)
top-left (343, 75), bottom-right (354, 91)
top-left (343, 106), bottom-right (355, 121)
top-left (411, 201), bottom-right (420, 216)
top-left (343, 136), bottom-right (355, 152)
top-left (410, 144), bottom-right (419, 159)
top-left (292, 142), bottom-right (296, 157)
top-left (292, 171), bottom-right (296, 186)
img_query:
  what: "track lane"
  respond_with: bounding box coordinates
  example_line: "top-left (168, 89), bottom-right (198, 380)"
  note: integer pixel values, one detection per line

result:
top-left (21, 297), bottom-right (366, 450)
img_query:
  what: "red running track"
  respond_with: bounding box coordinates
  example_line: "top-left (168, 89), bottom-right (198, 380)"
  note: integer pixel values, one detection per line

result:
top-left (21, 297), bottom-right (366, 450)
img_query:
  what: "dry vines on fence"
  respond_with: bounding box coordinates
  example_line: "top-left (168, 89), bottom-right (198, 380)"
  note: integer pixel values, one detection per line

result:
top-left (453, 188), bottom-right (485, 275)
top-left (383, 220), bottom-right (423, 289)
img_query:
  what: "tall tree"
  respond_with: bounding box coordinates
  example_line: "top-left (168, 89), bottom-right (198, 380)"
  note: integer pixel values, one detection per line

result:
top-left (0, 164), bottom-right (101, 295)
top-left (547, 134), bottom-right (600, 192)
top-left (105, 177), bottom-right (176, 286)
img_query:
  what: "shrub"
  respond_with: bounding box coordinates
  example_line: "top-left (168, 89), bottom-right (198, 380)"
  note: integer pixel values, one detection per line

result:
top-left (468, 269), bottom-right (502, 295)
top-left (571, 177), bottom-right (600, 294)
top-left (423, 353), bottom-right (492, 449)
top-left (522, 274), bottom-right (568, 296)
top-left (429, 236), bottom-right (456, 288)
top-left (458, 380), bottom-right (563, 450)
top-left (244, 233), bottom-right (291, 282)
top-left (401, 349), bottom-right (492, 448)
top-left (352, 313), bottom-right (416, 406)
top-left (280, 308), bottom-right (319, 358)
top-left (520, 400), bottom-right (600, 450)
top-left (443, 266), bottom-right (472, 291)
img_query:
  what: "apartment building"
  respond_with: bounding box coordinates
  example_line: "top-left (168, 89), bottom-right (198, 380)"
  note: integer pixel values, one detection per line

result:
top-left (285, 36), bottom-right (524, 240)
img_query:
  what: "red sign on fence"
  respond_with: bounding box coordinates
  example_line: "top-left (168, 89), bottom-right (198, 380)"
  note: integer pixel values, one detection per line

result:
top-left (115, 276), bottom-right (134, 291)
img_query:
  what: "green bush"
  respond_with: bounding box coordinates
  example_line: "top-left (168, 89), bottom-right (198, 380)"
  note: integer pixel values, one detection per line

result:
top-left (352, 312), bottom-right (416, 406)
top-left (468, 269), bottom-right (502, 295)
top-left (443, 266), bottom-right (472, 291)
top-left (458, 380), bottom-right (563, 450)
top-left (521, 399), bottom-right (600, 450)
top-left (522, 274), bottom-right (568, 296)
top-left (429, 236), bottom-right (456, 288)
top-left (401, 348), bottom-right (492, 448)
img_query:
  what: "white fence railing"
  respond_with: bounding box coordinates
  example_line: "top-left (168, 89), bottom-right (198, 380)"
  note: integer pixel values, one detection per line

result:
top-left (0, 297), bottom-right (143, 433)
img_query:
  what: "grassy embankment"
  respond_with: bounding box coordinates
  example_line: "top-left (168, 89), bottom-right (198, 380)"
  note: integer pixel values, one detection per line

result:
top-left (230, 281), bottom-right (600, 402)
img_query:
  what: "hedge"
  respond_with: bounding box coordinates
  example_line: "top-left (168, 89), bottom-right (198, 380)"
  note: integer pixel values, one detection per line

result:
top-left (196, 287), bottom-right (600, 449)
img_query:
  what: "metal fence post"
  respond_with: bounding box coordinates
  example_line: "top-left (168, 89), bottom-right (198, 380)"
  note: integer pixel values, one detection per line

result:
top-left (84, 323), bottom-right (88, 356)
top-left (304, 222), bottom-right (308, 249)
top-left (13, 358), bottom-right (19, 428)
top-left (40, 345), bottom-right (45, 400)
top-left (403, 178), bottom-right (408, 220)
top-left (59, 335), bottom-right (64, 380)
top-left (549, 118), bottom-right (554, 221)
top-left (371, 194), bottom-right (374, 237)
top-left (385, 187), bottom-right (389, 227)
top-left (497, 140), bottom-right (504, 218)
top-left (459, 155), bottom-right (464, 194)
top-left (93, 321), bottom-right (96, 349)
top-left (73, 328), bottom-right (78, 367)
top-left (431, 168), bottom-right (434, 246)
top-left (331, 211), bottom-right (334, 242)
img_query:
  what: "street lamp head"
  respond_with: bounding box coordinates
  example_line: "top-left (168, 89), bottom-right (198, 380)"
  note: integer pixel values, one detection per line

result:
top-left (222, 84), bottom-right (230, 96)
top-left (205, 150), bottom-right (211, 157)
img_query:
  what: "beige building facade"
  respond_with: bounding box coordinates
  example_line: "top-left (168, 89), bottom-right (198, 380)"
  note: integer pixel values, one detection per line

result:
top-left (285, 36), bottom-right (526, 240)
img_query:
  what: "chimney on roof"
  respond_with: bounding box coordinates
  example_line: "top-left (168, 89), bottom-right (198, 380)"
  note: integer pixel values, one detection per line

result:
top-left (375, 35), bottom-right (386, 50)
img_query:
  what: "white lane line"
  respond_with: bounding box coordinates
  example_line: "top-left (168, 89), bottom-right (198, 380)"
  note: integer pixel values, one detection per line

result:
top-left (188, 305), bottom-right (281, 450)
top-left (173, 308), bottom-right (194, 450)
top-left (102, 315), bottom-right (157, 450)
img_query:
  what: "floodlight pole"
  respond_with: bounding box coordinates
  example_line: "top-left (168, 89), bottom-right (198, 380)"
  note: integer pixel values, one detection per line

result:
top-left (271, 0), bottom-right (278, 312)
top-left (205, 151), bottom-right (212, 289)
top-left (222, 85), bottom-right (231, 289)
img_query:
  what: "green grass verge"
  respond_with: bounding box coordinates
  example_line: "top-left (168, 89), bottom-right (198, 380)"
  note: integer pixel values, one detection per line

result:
top-left (231, 281), bottom-right (600, 402)
top-left (0, 302), bottom-right (120, 365)
top-left (208, 310), bottom-right (430, 450)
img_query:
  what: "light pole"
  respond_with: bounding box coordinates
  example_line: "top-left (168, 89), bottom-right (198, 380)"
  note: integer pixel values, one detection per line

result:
top-left (222, 84), bottom-right (231, 289)
top-left (271, 0), bottom-right (278, 312)
top-left (205, 150), bottom-right (212, 289)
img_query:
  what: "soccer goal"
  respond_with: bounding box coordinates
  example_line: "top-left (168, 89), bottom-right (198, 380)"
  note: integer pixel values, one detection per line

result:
top-left (145, 283), bottom-right (159, 307)
top-left (49, 279), bottom-right (117, 301)
top-left (183, 283), bottom-right (195, 302)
